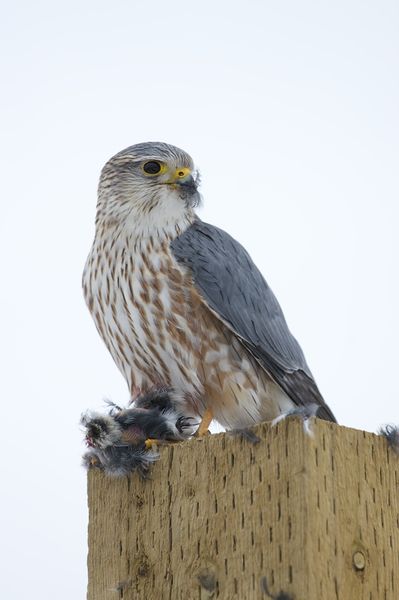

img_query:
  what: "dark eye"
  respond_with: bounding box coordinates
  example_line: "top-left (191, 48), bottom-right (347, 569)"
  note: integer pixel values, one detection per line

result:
top-left (143, 161), bottom-right (162, 174)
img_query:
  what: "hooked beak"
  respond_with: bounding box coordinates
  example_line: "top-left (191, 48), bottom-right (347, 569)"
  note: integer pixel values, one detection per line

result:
top-left (165, 167), bottom-right (196, 187)
top-left (164, 167), bottom-right (201, 207)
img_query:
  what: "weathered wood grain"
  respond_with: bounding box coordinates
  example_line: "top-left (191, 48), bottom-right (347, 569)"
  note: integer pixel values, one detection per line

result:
top-left (87, 419), bottom-right (399, 599)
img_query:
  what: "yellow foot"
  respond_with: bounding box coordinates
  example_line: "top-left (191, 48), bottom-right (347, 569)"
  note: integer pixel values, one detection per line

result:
top-left (195, 408), bottom-right (213, 437)
top-left (144, 438), bottom-right (158, 449)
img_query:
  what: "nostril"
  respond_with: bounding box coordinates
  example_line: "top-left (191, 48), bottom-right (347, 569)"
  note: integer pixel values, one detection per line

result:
top-left (178, 171), bottom-right (185, 177)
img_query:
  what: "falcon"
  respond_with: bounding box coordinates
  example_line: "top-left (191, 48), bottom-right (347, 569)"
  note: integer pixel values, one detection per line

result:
top-left (83, 142), bottom-right (336, 433)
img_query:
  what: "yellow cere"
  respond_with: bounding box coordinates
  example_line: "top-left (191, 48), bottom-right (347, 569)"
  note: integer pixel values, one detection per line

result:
top-left (173, 167), bottom-right (191, 180)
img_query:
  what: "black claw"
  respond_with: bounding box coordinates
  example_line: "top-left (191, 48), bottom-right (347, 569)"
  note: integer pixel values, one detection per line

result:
top-left (176, 416), bottom-right (198, 432)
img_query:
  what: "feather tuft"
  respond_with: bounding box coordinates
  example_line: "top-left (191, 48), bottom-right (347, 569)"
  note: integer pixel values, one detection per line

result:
top-left (378, 424), bottom-right (399, 455)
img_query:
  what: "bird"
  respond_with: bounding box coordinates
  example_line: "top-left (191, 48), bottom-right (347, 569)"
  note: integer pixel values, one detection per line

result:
top-left (82, 387), bottom-right (195, 477)
top-left (83, 141), bottom-right (336, 434)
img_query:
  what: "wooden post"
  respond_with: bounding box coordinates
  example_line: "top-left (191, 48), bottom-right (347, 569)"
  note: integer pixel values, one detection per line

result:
top-left (87, 419), bottom-right (399, 599)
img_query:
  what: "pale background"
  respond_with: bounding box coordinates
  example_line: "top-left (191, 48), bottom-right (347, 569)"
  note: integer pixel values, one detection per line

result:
top-left (1, 1), bottom-right (398, 598)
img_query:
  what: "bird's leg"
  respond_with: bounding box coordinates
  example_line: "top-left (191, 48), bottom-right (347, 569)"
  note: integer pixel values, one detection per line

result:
top-left (195, 408), bottom-right (213, 437)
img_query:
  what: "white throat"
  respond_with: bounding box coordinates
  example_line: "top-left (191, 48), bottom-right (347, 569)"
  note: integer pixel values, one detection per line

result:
top-left (96, 185), bottom-right (196, 241)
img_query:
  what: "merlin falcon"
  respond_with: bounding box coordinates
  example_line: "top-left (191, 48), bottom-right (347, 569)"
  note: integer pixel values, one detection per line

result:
top-left (83, 142), bottom-right (336, 432)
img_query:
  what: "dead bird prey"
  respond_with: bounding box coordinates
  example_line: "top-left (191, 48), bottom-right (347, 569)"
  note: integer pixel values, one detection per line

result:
top-left (81, 388), bottom-right (196, 477)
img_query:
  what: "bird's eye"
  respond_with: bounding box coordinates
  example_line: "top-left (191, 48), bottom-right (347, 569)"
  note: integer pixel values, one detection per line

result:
top-left (143, 161), bottom-right (162, 175)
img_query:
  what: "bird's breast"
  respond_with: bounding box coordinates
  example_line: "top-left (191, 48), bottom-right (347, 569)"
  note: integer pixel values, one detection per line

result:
top-left (83, 231), bottom-right (293, 427)
top-left (83, 232), bottom-right (207, 397)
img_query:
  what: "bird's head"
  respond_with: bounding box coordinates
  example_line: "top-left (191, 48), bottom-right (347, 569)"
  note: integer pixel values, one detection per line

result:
top-left (81, 412), bottom-right (122, 449)
top-left (96, 142), bottom-right (201, 234)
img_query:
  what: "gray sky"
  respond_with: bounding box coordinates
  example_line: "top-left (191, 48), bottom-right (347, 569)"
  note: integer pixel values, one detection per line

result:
top-left (1, 1), bottom-right (398, 598)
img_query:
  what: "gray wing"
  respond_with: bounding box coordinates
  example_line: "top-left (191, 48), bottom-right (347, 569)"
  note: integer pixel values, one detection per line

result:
top-left (171, 220), bottom-right (336, 423)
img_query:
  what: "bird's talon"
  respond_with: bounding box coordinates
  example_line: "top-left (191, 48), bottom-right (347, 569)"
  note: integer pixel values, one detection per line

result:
top-left (144, 438), bottom-right (158, 449)
top-left (194, 429), bottom-right (211, 438)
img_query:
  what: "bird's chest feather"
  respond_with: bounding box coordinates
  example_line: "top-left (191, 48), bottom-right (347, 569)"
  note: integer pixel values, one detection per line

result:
top-left (83, 231), bottom-right (285, 426)
top-left (84, 234), bottom-right (213, 393)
